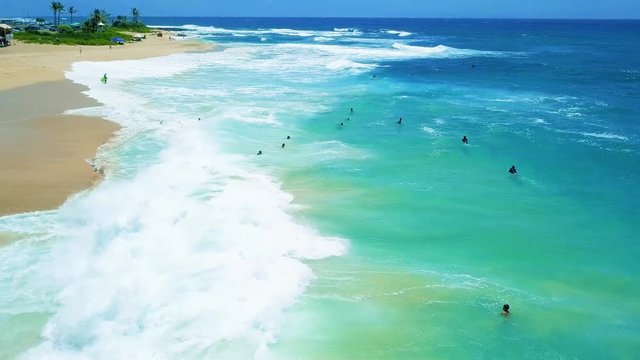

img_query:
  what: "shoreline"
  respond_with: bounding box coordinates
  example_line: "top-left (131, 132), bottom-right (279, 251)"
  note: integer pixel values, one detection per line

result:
top-left (0, 34), bottom-right (213, 217)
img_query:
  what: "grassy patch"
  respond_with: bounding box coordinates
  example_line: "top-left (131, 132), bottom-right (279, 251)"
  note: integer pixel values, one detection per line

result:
top-left (14, 29), bottom-right (133, 46)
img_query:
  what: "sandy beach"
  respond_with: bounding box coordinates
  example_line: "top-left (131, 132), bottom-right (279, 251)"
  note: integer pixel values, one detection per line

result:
top-left (0, 33), bottom-right (211, 90)
top-left (0, 33), bottom-right (212, 216)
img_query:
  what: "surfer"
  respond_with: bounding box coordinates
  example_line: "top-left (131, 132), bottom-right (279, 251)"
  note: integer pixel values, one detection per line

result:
top-left (462, 135), bottom-right (468, 144)
top-left (502, 304), bottom-right (510, 315)
top-left (257, 150), bottom-right (263, 155)
top-left (397, 117), bottom-right (402, 125)
top-left (508, 165), bottom-right (517, 175)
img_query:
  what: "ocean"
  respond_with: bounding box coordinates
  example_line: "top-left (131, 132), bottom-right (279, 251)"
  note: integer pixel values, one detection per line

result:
top-left (1, 18), bottom-right (639, 359)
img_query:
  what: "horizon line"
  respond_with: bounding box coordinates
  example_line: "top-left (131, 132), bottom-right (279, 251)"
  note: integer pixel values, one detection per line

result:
top-left (2, 15), bottom-right (640, 21)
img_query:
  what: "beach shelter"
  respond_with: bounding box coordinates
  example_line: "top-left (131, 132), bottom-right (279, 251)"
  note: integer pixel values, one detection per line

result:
top-left (0, 24), bottom-right (13, 46)
top-left (0, 23), bottom-right (12, 37)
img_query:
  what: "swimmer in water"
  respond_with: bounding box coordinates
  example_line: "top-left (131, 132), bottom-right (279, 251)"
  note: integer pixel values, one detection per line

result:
top-left (257, 150), bottom-right (263, 155)
top-left (462, 135), bottom-right (468, 144)
top-left (508, 165), bottom-right (517, 175)
top-left (502, 304), bottom-right (510, 315)
top-left (281, 143), bottom-right (285, 148)
top-left (372, 74), bottom-right (377, 79)
top-left (286, 135), bottom-right (290, 140)
top-left (340, 122), bottom-right (344, 126)
top-left (397, 117), bottom-right (402, 125)
top-left (350, 108), bottom-right (354, 113)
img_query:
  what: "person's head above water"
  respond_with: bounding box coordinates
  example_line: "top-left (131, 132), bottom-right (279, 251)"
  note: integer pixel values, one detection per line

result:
top-left (281, 143), bottom-right (285, 148)
top-left (502, 304), bottom-right (510, 314)
top-left (257, 150), bottom-right (262, 155)
top-left (286, 135), bottom-right (290, 140)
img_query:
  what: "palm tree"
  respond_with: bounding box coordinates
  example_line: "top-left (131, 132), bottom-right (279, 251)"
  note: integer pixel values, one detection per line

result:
top-left (50, 2), bottom-right (64, 27)
top-left (131, 8), bottom-right (140, 25)
top-left (57, 3), bottom-right (65, 28)
top-left (83, 8), bottom-right (109, 32)
top-left (68, 6), bottom-right (76, 24)
top-left (50, 1), bottom-right (58, 26)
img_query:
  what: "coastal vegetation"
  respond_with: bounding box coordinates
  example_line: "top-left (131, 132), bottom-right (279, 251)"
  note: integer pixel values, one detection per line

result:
top-left (14, 3), bottom-right (150, 45)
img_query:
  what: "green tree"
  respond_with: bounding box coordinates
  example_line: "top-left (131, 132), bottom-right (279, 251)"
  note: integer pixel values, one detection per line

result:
top-left (82, 8), bottom-right (109, 33)
top-left (50, 2), bottom-right (65, 27)
top-left (50, 2), bottom-right (58, 26)
top-left (68, 6), bottom-right (76, 24)
top-left (112, 15), bottom-right (128, 28)
top-left (57, 3), bottom-right (65, 28)
top-left (131, 8), bottom-right (140, 25)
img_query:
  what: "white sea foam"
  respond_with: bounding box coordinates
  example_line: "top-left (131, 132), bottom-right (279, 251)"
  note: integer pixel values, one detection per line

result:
top-left (326, 59), bottom-right (375, 71)
top-left (116, 27), bottom-right (508, 78)
top-left (313, 36), bottom-right (334, 42)
top-left (276, 42), bottom-right (507, 70)
top-left (18, 50), bottom-right (350, 358)
top-left (24, 131), bottom-right (346, 359)
top-left (580, 132), bottom-right (628, 141)
top-left (164, 25), bottom-right (362, 40)
top-left (422, 126), bottom-right (436, 134)
top-left (386, 29), bottom-right (413, 37)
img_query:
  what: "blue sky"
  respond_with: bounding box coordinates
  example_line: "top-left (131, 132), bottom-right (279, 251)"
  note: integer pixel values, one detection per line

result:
top-left (2, 0), bottom-right (639, 19)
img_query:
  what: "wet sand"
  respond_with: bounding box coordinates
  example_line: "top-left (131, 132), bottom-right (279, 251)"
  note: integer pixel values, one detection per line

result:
top-left (0, 34), bottom-right (212, 216)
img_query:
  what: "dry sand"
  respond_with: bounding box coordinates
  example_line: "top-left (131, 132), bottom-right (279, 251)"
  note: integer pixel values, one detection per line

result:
top-left (0, 33), bottom-right (211, 91)
top-left (0, 33), bottom-right (212, 216)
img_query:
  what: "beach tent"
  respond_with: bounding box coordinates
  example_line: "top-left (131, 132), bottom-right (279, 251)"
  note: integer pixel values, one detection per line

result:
top-left (0, 24), bottom-right (13, 46)
top-left (110, 37), bottom-right (125, 45)
top-left (0, 23), bottom-right (12, 37)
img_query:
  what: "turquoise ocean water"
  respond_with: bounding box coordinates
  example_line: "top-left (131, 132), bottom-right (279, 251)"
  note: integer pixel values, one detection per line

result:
top-left (1, 18), bottom-right (639, 358)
